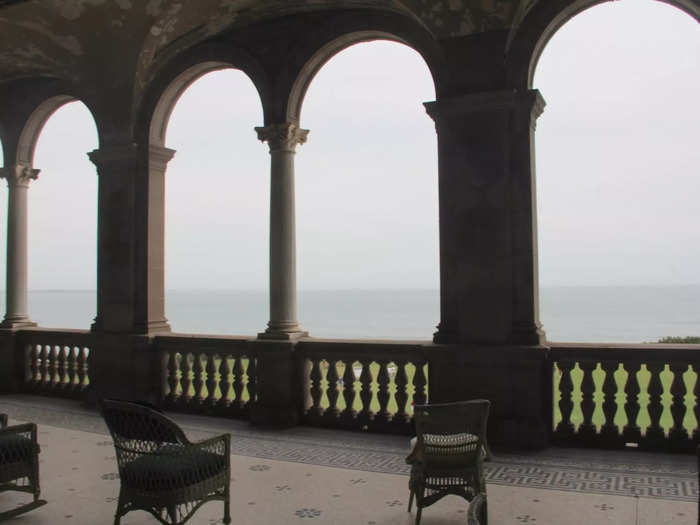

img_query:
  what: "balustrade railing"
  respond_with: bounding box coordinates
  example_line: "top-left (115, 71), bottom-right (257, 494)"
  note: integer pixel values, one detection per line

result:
top-left (18, 329), bottom-right (92, 398)
top-left (296, 340), bottom-right (428, 434)
top-left (157, 335), bottom-right (257, 417)
top-left (551, 344), bottom-right (700, 452)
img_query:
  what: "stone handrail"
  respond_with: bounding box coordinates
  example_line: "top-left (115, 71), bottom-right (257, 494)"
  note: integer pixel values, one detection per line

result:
top-left (550, 343), bottom-right (700, 452)
top-left (295, 339), bottom-right (429, 434)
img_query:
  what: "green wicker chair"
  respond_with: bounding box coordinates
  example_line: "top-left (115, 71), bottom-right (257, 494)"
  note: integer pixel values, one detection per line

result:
top-left (406, 400), bottom-right (490, 525)
top-left (0, 413), bottom-right (47, 520)
top-left (99, 399), bottom-right (231, 525)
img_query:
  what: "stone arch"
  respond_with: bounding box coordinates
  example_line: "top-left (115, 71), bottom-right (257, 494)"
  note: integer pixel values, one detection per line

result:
top-left (287, 30), bottom-right (439, 124)
top-left (508, 0), bottom-right (700, 88)
top-left (16, 95), bottom-right (78, 166)
top-left (141, 43), bottom-right (270, 148)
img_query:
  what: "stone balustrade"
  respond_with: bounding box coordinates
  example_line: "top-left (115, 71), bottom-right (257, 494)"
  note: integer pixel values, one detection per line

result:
top-left (5, 329), bottom-right (700, 452)
top-left (296, 340), bottom-right (428, 434)
top-left (156, 335), bottom-right (257, 417)
top-left (17, 329), bottom-right (92, 398)
top-left (551, 343), bottom-right (700, 452)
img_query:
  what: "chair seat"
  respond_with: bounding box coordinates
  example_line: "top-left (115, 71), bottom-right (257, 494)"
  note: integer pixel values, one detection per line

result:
top-left (0, 433), bottom-right (37, 465)
top-left (121, 445), bottom-right (227, 491)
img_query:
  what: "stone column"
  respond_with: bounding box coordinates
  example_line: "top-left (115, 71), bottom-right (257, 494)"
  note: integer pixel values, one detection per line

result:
top-left (0, 163), bottom-right (39, 329)
top-left (89, 144), bottom-right (139, 333)
top-left (88, 143), bottom-right (173, 334)
top-left (425, 89), bottom-right (546, 346)
top-left (255, 123), bottom-right (308, 340)
top-left (134, 145), bottom-right (175, 334)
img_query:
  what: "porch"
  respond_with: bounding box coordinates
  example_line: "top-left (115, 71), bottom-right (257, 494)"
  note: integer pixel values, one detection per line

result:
top-left (0, 395), bottom-right (696, 525)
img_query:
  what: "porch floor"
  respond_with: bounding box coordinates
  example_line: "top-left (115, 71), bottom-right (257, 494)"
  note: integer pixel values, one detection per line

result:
top-left (0, 395), bottom-right (696, 525)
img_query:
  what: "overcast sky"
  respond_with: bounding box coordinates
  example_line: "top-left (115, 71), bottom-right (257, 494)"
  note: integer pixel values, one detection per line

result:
top-left (0, 0), bottom-right (697, 294)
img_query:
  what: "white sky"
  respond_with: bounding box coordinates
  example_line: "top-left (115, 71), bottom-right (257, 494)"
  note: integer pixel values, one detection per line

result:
top-left (0, 0), bottom-right (697, 294)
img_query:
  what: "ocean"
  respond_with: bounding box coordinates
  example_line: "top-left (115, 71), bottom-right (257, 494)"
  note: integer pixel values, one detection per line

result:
top-left (19, 285), bottom-right (700, 343)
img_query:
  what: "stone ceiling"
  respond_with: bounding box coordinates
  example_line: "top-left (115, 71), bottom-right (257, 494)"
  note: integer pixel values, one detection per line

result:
top-left (0, 0), bottom-right (536, 82)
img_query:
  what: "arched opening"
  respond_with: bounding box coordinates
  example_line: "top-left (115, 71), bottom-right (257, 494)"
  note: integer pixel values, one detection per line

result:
top-left (0, 138), bottom-right (5, 314)
top-left (534, 0), bottom-right (700, 342)
top-left (29, 99), bottom-right (98, 328)
top-left (161, 68), bottom-right (267, 335)
top-left (296, 40), bottom-right (438, 339)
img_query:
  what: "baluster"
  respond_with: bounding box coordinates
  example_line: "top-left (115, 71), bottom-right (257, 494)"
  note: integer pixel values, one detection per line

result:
top-left (555, 359), bottom-right (575, 438)
top-left (77, 348), bottom-right (88, 390)
top-left (644, 363), bottom-right (665, 446)
top-left (166, 352), bottom-right (180, 403)
top-left (39, 345), bottom-right (50, 387)
top-left (376, 360), bottom-right (391, 423)
top-left (50, 346), bottom-right (61, 389)
top-left (219, 356), bottom-right (233, 408)
top-left (578, 361), bottom-right (597, 442)
top-left (192, 353), bottom-right (205, 404)
top-left (66, 347), bottom-right (78, 391)
top-left (325, 360), bottom-right (340, 418)
top-left (668, 363), bottom-right (690, 448)
top-left (358, 360), bottom-right (373, 422)
top-left (413, 360), bottom-right (427, 407)
top-left (245, 356), bottom-right (257, 404)
top-left (309, 358), bottom-right (323, 416)
top-left (600, 360), bottom-right (620, 445)
top-left (205, 354), bottom-right (218, 406)
top-left (342, 360), bottom-right (356, 419)
top-left (394, 361), bottom-right (409, 424)
top-left (232, 356), bottom-right (244, 408)
top-left (694, 363), bottom-right (700, 442)
top-left (55, 346), bottom-right (67, 389)
top-left (622, 362), bottom-right (642, 443)
top-left (27, 345), bottom-right (40, 386)
top-left (180, 353), bottom-right (194, 403)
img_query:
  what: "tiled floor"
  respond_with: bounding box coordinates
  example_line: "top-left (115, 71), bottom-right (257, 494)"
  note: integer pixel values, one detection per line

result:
top-left (0, 395), bottom-right (696, 524)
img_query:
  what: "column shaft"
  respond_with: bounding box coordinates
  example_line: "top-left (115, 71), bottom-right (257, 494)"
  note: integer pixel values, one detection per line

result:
top-left (89, 143), bottom-right (173, 334)
top-left (256, 123), bottom-right (309, 340)
top-left (425, 89), bottom-right (546, 345)
top-left (0, 164), bottom-right (38, 328)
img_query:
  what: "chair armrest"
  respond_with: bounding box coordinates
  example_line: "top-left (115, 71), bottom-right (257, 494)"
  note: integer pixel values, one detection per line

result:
top-left (0, 422), bottom-right (40, 453)
top-left (0, 414), bottom-right (7, 428)
top-left (192, 433), bottom-right (231, 458)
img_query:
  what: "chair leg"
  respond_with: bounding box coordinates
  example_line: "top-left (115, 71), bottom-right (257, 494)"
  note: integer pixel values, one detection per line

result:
top-left (415, 506), bottom-right (422, 525)
top-left (408, 489), bottom-right (414, 512)
top-left (224, 497), bottom-right (231, 525)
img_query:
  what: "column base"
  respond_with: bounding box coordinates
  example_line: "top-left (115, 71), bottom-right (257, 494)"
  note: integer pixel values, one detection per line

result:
top-left (509, 323), bottom-right (546, 346)
top-left (133, 319), bottom-right (172, 335)
top-left (0, 317), bottom-right (37, 330)
top-left (433, 322), bottom-right (460, 344)
top-left (258, 329), bottom-right (308, 341)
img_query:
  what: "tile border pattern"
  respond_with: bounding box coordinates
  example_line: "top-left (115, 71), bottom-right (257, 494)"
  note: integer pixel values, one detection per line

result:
top-left (1, 396), bottom-right (696, 502)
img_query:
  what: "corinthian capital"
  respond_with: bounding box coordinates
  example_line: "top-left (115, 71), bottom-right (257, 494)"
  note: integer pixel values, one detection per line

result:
top-left (0, 164), bottom-right (40, 188)
top-left (255, 123), bottom-right (309, 152)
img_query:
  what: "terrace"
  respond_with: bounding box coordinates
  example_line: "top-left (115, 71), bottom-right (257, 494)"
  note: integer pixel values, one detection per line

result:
top-left (1, 0), bottom-right (699, 523)
top-left (0, 395), bottom-right (696, 525)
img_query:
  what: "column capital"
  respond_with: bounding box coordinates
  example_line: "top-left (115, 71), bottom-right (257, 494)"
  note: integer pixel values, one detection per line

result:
top-left (255, 123), bottom-right (309, 153)
top-left (425, 89), bottom-right (546, 124)
top-left (0, 164), bottom-right (40, 188)
top-left (149, 145), bottom-right (176, 172)
top-left (88, 143), bottom-right (139, 171)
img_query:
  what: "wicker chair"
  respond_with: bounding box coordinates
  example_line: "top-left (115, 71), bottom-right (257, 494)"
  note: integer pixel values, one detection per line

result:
top-left (99, 399), bottom-right (231, 525)
top-left (406, 400), bottom-right (490, 525)
top-left (0, 413), bottom-right (47, 520)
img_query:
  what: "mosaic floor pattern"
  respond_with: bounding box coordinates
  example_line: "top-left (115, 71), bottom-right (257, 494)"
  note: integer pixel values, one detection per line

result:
top-left (0, 395), bottom-right (697, 524)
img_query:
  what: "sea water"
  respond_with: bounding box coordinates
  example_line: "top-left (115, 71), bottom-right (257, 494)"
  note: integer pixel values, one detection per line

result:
top-left (21, 285), bottom-right (700, 343)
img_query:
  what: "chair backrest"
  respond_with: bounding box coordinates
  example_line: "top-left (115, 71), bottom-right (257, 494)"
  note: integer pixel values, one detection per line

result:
top-left (413, 399), bottom-right (490, 470)
top-left (99, 399), bottom-right (188, 458)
